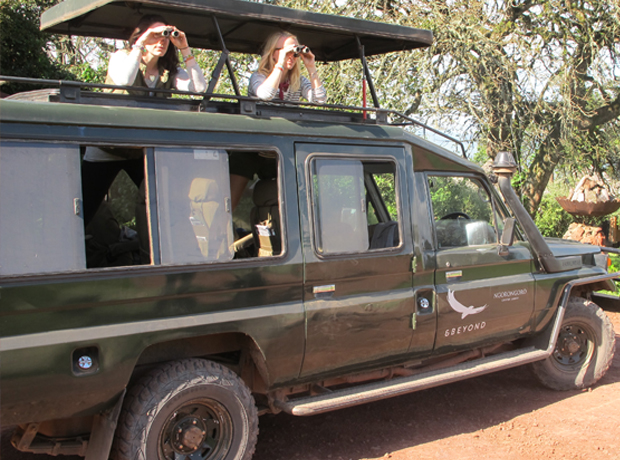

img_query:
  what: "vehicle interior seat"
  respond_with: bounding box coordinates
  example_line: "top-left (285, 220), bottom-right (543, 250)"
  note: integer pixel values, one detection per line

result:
top-left (250, 179), bottom-right (281, 257)
top-left (369, 221), bottom-right (399, 249)
top-left (188, 178), bottom-right (229, 260)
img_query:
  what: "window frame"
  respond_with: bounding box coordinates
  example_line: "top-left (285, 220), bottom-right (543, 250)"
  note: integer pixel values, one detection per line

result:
top-left (0, 139), bottom-right (289, 280)
top-left (426, 172), bottom-right (503, 250)
top-left (306, 153), bottom-right (403, 258)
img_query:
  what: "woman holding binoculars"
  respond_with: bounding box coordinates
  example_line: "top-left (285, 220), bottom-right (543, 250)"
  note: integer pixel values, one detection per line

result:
top-left (249, 31), bottom-right (327, 103)
top-left (105, 14), bottom-right (206, 95)
top-left (82, 15), bottom-right (207, 227)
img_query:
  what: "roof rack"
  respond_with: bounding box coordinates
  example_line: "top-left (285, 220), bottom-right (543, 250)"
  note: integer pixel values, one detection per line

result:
top-left (40, 0), bottom-right (434, 111)
top-left (41, 0), bottom-right (433, 60)
top-left (0, 75), bottom-right (467, 159)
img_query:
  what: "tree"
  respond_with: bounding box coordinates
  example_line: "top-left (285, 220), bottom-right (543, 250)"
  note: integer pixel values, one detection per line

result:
top-left (0, 0), bottom-right (70, 93)
top-left (0, 0), bottom-right (111, 94)
top-left (6, 0), bottom-right (618, 218)
top-left (396, 0), bottom-right (620, 214)
top-left (261, 0), bottom-right (620, 215)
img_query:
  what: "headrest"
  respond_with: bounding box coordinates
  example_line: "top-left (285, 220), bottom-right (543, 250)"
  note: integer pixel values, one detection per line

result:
top-left (252, 179), bottom-right (278, 207)
top-left (189, 178), bottom-right (219, 202)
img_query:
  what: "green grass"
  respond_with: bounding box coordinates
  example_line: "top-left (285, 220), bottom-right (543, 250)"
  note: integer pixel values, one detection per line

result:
top-left (599, 253), bottom-right (620, 297)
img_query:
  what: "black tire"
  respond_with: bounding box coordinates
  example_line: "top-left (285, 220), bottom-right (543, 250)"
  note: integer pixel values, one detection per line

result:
top-left (112, 359), bottom-right (258, 460)
top-left (530, 297), bottom-right (615, 391)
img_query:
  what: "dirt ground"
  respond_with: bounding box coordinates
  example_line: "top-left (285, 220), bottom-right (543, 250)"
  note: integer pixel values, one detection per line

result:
top-left (3, 310), bottom-right (620, 460)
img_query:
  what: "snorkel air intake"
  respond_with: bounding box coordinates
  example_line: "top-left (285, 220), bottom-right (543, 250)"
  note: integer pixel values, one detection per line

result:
top-left (492, 152), bottom-right (582, 273)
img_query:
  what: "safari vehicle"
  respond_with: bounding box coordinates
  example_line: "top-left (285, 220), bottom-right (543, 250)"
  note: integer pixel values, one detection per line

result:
top-left (1, 1), bottom-right (619, 459)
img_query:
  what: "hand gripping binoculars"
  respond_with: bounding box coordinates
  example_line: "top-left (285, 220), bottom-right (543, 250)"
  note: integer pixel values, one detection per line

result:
top-left (293, 45), bottom-right (310, 57)
top-left (162, 28), bottom-right (180, 38)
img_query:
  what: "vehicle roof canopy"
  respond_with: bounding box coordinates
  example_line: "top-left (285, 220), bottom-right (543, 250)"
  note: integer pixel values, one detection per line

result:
top-left (40, 0), bottom-right (433, 61)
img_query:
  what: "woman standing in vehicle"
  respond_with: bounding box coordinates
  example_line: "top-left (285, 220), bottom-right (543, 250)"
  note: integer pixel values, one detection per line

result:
top-left (105, 14), bottom-right (207, 94)
top-left (249, 31), bottom-right (326, 103)
top-left (82, 15), bottom-right (207, 226)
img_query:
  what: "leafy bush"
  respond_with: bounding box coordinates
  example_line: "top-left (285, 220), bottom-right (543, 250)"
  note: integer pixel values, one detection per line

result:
top-left (534, 191), bottom-right (574, 238)
top-left (0, 0), bottom-right (73, 94)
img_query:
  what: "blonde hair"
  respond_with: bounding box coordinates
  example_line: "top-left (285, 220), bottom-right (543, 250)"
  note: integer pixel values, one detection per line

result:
top-left (258, 31), bottom-right (301, 93)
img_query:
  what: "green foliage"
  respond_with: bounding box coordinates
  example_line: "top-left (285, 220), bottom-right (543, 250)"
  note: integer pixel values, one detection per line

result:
top-left (609, 254), bottom-right (619, 275)
top-left (533, 179), bottom-right (619, 238)
top-left (429, 176), bottom-right (491, 222)
top-left (374, 173), bottom-right (397, 218)
top-left (4, 0), bottom-right (620, 221)
top-left (107, 171), bottom-right (140, 228)
top-left (598, 253), bottom-right (619, 297)
top-left (0, 0), bottom-right (72, 94)
top-left (533, 190), bottom-right (573, 238)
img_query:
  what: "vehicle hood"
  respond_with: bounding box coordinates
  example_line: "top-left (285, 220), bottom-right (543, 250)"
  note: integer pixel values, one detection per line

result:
top-left (544, 237), bottom-right (601, 257)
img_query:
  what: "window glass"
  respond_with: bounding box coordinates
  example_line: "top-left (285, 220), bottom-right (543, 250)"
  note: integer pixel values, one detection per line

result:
top-left (429, 176), bottom-right (498, 248)
top-left (311, 158), bottom-right (400, 254)
top-left (0, 141), bottom-right (85, 275)
top-left (313, 159), bottom-right (368, 253)
top-left (81, 146), bottom-right (147, 268)
top-left (156, 148), bottom-right (234, 264)
top-left (229, 151), bottom-right (282, 259)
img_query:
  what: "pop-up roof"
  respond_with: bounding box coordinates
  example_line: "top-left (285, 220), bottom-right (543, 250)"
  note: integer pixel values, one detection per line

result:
top-left (40, 0), bottom-right (433, 61)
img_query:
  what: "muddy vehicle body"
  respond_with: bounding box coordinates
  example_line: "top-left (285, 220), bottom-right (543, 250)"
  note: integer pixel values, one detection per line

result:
top-left (1, 1), bottom-right (618, 459)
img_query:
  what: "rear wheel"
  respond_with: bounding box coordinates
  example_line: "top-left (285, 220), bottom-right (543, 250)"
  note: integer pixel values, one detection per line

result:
top-left (112, 359), bottom-right (258, 460)
top-left (530, 297), bottom-right (615, 391)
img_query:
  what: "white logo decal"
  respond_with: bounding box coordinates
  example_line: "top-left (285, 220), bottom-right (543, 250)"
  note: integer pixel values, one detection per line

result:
top-left (447, 290), bottom-right (487, 319)
top-left (493, 288), bottom-right (527, 302)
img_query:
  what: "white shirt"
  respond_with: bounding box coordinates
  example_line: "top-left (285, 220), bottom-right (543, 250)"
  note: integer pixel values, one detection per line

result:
top-left (107, 49), bottom-right (207, 93)
top-left (248, 72), bottom-right (327, 103)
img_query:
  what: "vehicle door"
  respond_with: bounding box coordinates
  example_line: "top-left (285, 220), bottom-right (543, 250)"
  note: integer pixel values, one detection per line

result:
top-left (295, 143), bottom-right (435, 378)
top-left (427, 173), bottom-right (536, 353)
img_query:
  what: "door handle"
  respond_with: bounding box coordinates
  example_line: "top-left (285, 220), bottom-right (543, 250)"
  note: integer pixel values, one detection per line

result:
top-left (313, 284), bottom-right (335, 299)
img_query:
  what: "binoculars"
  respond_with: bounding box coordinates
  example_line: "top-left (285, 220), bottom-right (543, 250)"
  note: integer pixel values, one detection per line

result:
top-left (293, 45), bottom-right (309, 57)
top-left (162, 28), bottom-right (180, 38)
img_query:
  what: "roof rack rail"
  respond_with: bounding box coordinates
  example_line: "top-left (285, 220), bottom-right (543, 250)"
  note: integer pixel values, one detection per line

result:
top-left (1, 75), bottom-right (467, 159)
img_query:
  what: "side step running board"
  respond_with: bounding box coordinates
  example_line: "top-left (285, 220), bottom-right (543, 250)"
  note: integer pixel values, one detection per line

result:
top-left (274, 272), bottom-right (617, 417)
top-left (275, 346), bottom-right (547, 416)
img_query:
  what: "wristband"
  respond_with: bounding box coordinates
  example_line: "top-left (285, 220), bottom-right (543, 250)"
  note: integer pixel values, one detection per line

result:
top-left (183, 54), bottom-right (195, 63)
top-left (132, 44), bottom-right (146, 53)
top-left (275, 64), bottom-right (285, 72)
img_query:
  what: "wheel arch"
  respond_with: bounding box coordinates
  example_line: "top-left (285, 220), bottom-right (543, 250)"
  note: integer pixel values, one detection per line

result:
top-left (572, 280), bottom-right (615, 298)
top-left (131, 332), bottom-right (270, 393)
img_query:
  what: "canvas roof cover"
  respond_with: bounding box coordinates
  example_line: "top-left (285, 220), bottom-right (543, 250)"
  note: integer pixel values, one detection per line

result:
top-left (40, 0), bottom-right (433, 61)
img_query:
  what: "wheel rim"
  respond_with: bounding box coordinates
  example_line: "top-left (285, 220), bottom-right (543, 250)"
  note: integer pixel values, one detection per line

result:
top-left (159, 398), bottom-right (233, 460)
top-left (552, 323), bottom-right (594, 370)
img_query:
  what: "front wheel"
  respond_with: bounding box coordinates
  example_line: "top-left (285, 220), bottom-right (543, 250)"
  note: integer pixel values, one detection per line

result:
top-left (112, 359), bottom-right (258, 460)
top-left (530, 297), bottom-right (615, 391)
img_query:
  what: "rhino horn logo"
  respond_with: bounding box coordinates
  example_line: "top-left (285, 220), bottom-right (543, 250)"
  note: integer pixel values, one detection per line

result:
top-left (447, 290), bottom-right (487, 319)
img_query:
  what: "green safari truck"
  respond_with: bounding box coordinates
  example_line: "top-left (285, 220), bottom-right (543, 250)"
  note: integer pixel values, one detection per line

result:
top-left (1, 1), bottom-right (618, 459)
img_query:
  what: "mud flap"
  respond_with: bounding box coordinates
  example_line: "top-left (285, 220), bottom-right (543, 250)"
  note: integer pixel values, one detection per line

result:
top-left (84, 390), bottom-right (126, 460)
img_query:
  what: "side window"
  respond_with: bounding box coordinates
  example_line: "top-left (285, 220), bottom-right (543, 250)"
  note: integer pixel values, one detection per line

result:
top-left (81, 147), bottom-right (283, 270)
top-left (156, 148), bottom-right (234, 264)
top-left (229, 151), bottom-right (282, 259)
top-left (1, 143), bottom-right (285, 276)
top-left (429, 175), bottom-right (498, 248)
top-left (311, 157), bottom-right (400, 255)
top-left (82, 145), bottom-right (148, 268)
top-left (0, 141), bottom-right (85, 276)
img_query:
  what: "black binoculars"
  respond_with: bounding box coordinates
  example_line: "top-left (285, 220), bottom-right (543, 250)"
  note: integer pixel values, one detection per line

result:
top-left (293, 45), bottom-right (309, 57)
top-left (162, 28), bottom-right (180, 38)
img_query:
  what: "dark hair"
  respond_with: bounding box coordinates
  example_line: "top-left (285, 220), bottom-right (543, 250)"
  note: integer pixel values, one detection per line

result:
top-left (128, 14), bottom-right (179, 77)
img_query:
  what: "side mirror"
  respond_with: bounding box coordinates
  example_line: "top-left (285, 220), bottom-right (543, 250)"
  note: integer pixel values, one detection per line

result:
top-left (498, 217), bottom-right (516, 255)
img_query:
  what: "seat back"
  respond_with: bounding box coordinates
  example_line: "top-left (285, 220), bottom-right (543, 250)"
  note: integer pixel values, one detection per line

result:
top-left (369, 221), bottom-right (399, 249)
top-left (188, 178), bottom-right (229, 261)
top-left (250, 179), bottom-right (281, 256)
